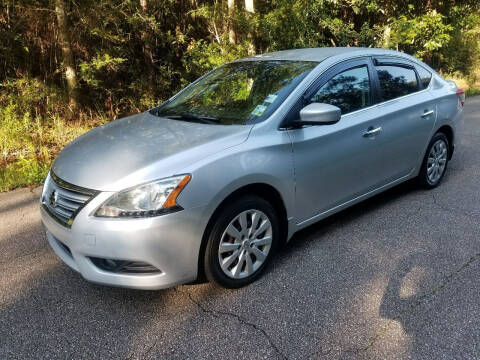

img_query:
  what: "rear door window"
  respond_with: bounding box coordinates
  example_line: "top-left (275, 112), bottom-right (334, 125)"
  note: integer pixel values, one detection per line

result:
top-left (375, 65), bottom-right (419, 101)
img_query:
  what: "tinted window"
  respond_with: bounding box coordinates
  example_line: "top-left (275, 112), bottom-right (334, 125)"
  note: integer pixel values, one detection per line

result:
top-left (153, 60), bottom-right (318, 125)
top-left (310, 66), bottom-right (371, 114)
top-left (376, 65), bottom-right (419, 101)
top-left (416, 66), bottom-right (432, 89)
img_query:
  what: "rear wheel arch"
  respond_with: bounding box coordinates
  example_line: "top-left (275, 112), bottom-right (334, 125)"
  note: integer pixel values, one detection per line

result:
top-left (418, 132), bottom-right (450, 189)
top-left (436, 125), bottom-right (454, 159)
top-left (196, 183), bottom-right (288, 281)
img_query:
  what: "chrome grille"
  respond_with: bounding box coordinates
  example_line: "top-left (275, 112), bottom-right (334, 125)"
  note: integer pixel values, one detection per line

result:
top-left (41, 172), bottom-right (98, 227)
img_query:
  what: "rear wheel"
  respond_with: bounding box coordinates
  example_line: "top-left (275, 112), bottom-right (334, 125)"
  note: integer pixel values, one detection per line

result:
top-left (204, 196), bottom-right (279, 288)
top-left (418, 132), bottom-right (449, 189)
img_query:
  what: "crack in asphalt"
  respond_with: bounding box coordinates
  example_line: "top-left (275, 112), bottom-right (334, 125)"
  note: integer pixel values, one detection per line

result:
top-left (342, 251), bottom-right (480, 355)
top-left (431, 192), bottom-right (479, 221)
top-left (137, 191), bottom-right (479, 360)
top-left (175, 288), bottom-right (288, 360)
top-left (304, 346), bottom-right (332, 359)
top-left (137, 338), bottom-right (163, 360)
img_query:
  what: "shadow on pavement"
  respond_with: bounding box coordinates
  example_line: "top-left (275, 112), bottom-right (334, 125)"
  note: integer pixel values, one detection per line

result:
top-left (1, 167), bottom-right (476, 359)
top-left (1, 180), bottom-right (423, 359)
top-left (282, 178), bottom-right (420, 255)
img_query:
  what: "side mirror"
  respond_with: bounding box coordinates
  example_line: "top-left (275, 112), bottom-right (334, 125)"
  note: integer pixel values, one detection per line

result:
top-left (297, 103), bottom-right (341, 126)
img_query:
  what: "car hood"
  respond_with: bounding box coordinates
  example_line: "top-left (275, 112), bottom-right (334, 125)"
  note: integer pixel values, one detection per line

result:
top-left (52, 112), bottom-right (252, 191)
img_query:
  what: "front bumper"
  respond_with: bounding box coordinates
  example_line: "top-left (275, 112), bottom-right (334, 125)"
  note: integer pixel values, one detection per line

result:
top-left (41, 191), bottom-right (208, 290)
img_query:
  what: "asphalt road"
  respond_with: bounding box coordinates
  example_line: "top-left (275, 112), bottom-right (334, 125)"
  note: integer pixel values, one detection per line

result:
top-left (1, 97), bottom-right (479, 360)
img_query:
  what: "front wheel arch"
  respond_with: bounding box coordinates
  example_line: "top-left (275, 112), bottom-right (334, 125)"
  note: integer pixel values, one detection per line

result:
top-left (196, 183), bottom-right (288, 283)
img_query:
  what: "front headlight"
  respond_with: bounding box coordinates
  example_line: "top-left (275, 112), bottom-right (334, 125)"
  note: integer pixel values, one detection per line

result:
top-left (95, 175), bottom-right (191, 218)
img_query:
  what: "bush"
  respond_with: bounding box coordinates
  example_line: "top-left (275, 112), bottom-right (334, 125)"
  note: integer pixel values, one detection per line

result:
top-left (0, 78), bottom-right (103, 191)
top-left (0, 157), bottom-right (50, 191)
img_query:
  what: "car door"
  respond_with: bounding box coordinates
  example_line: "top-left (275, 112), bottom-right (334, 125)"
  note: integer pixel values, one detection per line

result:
top-left (370, 58), bottom-right (437, 182)
top-left (286, 58), bottom-right (386, 223)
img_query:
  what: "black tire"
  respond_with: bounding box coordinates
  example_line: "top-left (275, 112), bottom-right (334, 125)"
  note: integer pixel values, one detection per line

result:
top-left (204, 195), bottom-right (279, 288)
top-left (418, 132), bottom-right (450, 189)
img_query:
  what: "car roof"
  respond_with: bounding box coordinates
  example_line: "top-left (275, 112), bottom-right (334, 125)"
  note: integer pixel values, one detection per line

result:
top-left (235, 47), bottom-right (421, 64)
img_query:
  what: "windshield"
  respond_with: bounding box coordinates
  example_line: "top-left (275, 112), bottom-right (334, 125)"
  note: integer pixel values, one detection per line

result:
top-left (151, 60), bottom-right (318, 125)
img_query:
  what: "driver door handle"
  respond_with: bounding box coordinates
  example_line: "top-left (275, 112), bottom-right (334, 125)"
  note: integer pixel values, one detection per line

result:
top-left (363, 127), bottom-right (382, 137)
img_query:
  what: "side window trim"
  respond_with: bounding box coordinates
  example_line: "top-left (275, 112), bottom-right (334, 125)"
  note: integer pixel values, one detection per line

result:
top-left (374, 56), bottom-right (436, 90)
top-left (373, 57), bottom-right (415, 69)
top-left (372, 60), bottom-right (422, 102)
top-left (366, 57), bottom-right (381, 105)
top-left (280, 57), bottom-right (377, 129)
top-left (414, 67), bottom-right (422, 90)
top-left (415, 64), bottom-right (433, 90)
top-left (303, 58), bottom-right (372, 103)
top-left (373, 57), bottom-right (422, 91)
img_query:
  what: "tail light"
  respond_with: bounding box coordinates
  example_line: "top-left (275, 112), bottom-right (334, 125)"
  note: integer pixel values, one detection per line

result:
top-left (456, 89), bottom-right (465, 107)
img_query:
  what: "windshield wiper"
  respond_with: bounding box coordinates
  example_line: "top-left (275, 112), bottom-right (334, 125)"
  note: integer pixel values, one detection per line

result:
top-left (164, 113), bottom-right (221, 124)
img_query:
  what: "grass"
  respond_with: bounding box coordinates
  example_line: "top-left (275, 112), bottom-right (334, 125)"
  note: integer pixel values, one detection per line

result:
top-left (0, 112), bottom-right (104, 192)
top-left (0, 158), bottom-right (50, 191)
top-left (0, 77), bottom-right (111, 191)
top-left (466, 87), bottom-right (480, 97)
top-left (446, 70), bottom-right (480, 97)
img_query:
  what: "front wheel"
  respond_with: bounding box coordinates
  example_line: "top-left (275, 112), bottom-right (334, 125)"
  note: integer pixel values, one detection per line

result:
top-left (418, 132), bottom-right (450, 189)
top-left (204, 196), bottom-right (279, 288)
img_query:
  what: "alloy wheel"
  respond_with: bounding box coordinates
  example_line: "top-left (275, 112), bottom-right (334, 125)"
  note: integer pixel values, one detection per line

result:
top-left (218, 209), bottom-right (273, 279)
top-left (427, 139), bottom-right (448, 185)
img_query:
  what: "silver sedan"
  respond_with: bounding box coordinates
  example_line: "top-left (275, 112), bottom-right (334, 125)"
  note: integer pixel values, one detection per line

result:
top-left (40, 47), bottom-right (465, 289)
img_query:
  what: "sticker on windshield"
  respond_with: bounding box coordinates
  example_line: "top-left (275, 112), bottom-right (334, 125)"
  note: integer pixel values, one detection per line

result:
top-left (251, 105), bottom-right (267, 117)
top-left (264, 94), bottom-right (277, 104)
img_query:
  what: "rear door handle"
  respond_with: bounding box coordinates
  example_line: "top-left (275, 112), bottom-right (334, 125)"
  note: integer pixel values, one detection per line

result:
top-left (363, 127), bottom-right (382, 137)
top-left (421, 110), bottom-right (435, 117)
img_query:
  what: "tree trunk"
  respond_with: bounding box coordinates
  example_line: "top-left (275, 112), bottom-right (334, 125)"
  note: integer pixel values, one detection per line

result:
top-left (245, 0), bottom-right (254, 13)
top-left (228, 0), bottom-right (236, 44)
top-left (383, 25), bottom-right (391, 48)
top-left (55, 0), bottom-right (78, 110)
top-left (139, 0), bottom-right (154, 87)
top-left (245, 0), bottom-right (255, 55)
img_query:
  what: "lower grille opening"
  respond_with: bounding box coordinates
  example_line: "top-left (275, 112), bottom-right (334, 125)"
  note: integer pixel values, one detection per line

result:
top-left (55, 238), bottom-right (73, 258)
top-left (89, 257), bottom-right (161, 275)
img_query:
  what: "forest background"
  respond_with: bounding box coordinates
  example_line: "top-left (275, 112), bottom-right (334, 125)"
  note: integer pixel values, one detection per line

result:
top-left (1, 0), bottom-right (479, 190)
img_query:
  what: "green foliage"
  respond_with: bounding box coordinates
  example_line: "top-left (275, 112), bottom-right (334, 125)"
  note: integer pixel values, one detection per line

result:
top-left (0, 78), bottom-right (55, 162)
top-left (439, 9), bottom-right (480, 75)
top-left (259, 0), bottom-right (324, 49)
top-left (387, 11), bottom-right (453, 60)
top-left (1, 0), bottom-right (480, 190)
top-left (182, 40), bottom-right (250, 81)
top-left (0, 78), bottom-right (100, 191)
top-left (0, 78), bottom-right (61, 117)
top-left (0, 157), bottom-right (50, 192)
top-left (79, 54), bottom-right (127, 88)
top-left (466, 88), bottom-right (480, 97)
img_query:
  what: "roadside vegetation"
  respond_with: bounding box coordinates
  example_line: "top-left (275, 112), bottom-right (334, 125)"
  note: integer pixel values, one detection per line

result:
top-left (1, 0), bottom-right (479, 191)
